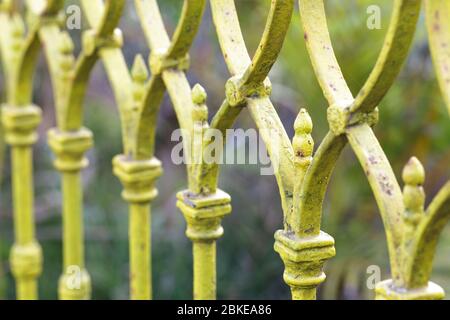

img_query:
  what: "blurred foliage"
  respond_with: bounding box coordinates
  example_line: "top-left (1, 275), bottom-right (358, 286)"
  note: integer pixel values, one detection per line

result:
top-left (0, 0), bottom-right (449, 300)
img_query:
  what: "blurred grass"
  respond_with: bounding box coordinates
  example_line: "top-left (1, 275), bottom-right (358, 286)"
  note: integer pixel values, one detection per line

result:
top-left (0, 0), bottom-right (449, 300)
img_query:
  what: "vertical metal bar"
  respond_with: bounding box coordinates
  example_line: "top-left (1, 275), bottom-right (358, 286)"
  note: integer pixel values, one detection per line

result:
top-left (58, 170), bottom-right (91, 300)
top-left (48, 128), bottom-right (93, 300)
top-left (11, 146), bottom-right (38, 299)
top-left (3, 104), bottom-right (43, 300)
top-left (62, 172), bottom-right (83, 269)
top-left (129, 203), bottom-right (151, 300)
top-left (193, 241), bottom-right (216, 300)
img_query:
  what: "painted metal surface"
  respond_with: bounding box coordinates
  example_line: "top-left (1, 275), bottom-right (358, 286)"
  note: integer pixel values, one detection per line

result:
top-left (0, 0), bottom-right (448, 301)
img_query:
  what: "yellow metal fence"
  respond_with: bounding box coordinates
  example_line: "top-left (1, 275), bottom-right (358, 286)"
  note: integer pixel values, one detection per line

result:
top-left (0, 0), bottom-right (449, 300)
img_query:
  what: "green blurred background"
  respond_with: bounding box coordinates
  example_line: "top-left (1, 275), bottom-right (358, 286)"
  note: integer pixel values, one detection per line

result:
top-left (0, 0), bottom-right (449, 300)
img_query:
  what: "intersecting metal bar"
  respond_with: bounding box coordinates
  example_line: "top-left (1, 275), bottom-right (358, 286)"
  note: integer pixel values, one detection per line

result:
top-left (425, 0), bottom-right (450, 115)
top-left (298, 0), bottom-right (443, 297)
top-left (0, 4), bottom-right (44, 300)
top-left (346, 124), bottom-right (404, 284)
top-left (209, 0), bottom-right (295, 222)
top-left (404, 181), bottom-right (450, 288)
top-left (209, 0), bottom-right (341, 300)
top-left (136, 0), bottom-right (229, 300)
top-left (81, 0), bottom-right (161, 301)
top-left (23, 0), bottom-right (125, 300)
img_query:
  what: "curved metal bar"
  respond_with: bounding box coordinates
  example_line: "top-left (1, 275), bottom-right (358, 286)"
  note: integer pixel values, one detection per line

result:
top-left (33, 0), bottom-right (124, 130)
top-left (199, 0), bottom-right (297, 232)
top-left (298, 0), bottom-right (418, 251)
top-left (80, 0), bottom-right (104, 30)
top-left (405, 181), bottom-right (450, 288)
top-left (5, 18), bottom-right (41, 106)
top-left (94, 0), bottom-right (125, 37)
top-left (9, 0), bottom-right (64, 105)
top-left (200, 99), bottom-right (243, 193)
top-left (351, 0), bottom-right (421, 113)
top-left (205, 0), bottom-right (295, 211)
top-left (98, 48), bottom-right (133, 152)
top-left (134, 0), bottom-right (207, 174)
top-left (296, 0), bottom-right (357, 242)
top-left (247, 97), bottom-right (295, 225)
top-left (295, 132), bottom-right (347, 236)
top-left (37, 25), bottom-right (66, 118)
top-left (20, 0), bottom-right (125, 300)
top-left (161, 69), bottom-right (197, 156)
top-left (211, 0), bottom-right (294, 82)
top-left (134, 0), bottom-right (170, 52)
top-left (209, 0), bottom-right (251, 76)
top-left (240, 0), bottom-right (294, 86)
top-left (299, 0), bottom-right (421, 113)
top-left (134, 0), bottom-right (206, 129)
top-left (25, 0), bottom-right (64, 16)
top-left (346, 123), bottom-right (404, 286)
top-left (81, 0), bottom-right (123, 35)
top-left (298, 0), bottom-right (353, 107)
top-left (63, 51), bottom-right (100, 130)
top-left (166, 0), bottom-right (206, 60)
top-left (135, 0), bottom-right (205, 59)
top-left (0, 1), bottom-right (62, 300)
top-left (134, 76), bottom-right (165, 160)
top-left (298, 0), bottom-right (422, 292)
top-left (81, 0), bottom-right (133, 153)
top-left (81, 0), bottom-right (127, 48)
top-left (425, 0), bottom-right (450, 115)
top-left (82, 0), bottom-right (163, 300)
top-left (74, 1), bottom-right (121, 37)
top-left (0, 12), bottom-right (8, 72)
top-left (21, 1), bottom-right (124, 128)
top-left (136, 1), bottom-right (226, 300)
top-left (64, 0), bottom-right (126, 129)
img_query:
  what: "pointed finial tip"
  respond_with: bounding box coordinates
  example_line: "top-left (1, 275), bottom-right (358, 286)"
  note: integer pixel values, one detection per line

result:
top-left (402, 156), bottom-right (425, 185)
top-left (293, 109), bottom-right (314, 159)
top-left (59, 33), bottom-right (74, 54)
top-left (294, 108), bottom-right (313, 134)
top-left (131, 54), bottom-right (148, 82)
top-left (192, 84), bottom-right (207, 105)
top-left (11, 15), bottom-right (25, 36)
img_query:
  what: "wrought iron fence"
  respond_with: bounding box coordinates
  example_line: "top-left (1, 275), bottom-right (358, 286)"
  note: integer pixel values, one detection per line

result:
top-left (0, 0), bottom-right (449, 300)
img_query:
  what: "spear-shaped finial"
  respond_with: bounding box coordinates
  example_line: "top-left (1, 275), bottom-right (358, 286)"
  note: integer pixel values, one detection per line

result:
top-left (56, 32), bottom-right (75, 83)
top-left (293, 108), bottom-right (314, 168)
top-left (192, 83), bottom-right (207, 104)
top-left (402, 156), bottom-right (425, 226)
top-left (59, 32), bottom-right (74, 54)
top-left (190, 84), bottom-right (209, 167)
top-left (131, 54), bottom-right (149, 84)
top-left (192, 83), bottom-right (208, 123)
top-left (131, 54), bottom-right (148, 105)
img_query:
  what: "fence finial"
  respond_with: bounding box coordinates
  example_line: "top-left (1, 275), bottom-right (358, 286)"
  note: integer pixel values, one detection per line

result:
top-left (132, 54), bottom-right (148, 84)
top-left (192, 84), bottom-right (208, 122)
top-left (293, 108), bottom-right (314, 166)
top-left (402, 156), bottom-right (425, 224)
